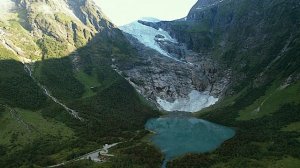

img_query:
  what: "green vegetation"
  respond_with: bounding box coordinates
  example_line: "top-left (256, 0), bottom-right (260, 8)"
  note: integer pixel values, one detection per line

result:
top-left (0, 61), bottom-right (159, 168)
top-left (108, 141), bottom-right (163, 168)
top-left (0, 45), bottom-right (17, 60)
top-left (0, 18), bottom-right (41, 60)
top-left (1, 0), bottom-right (299, 167)
top-left (61, 132), bottom-right (163, 168)
top-left (35, 57), bottom-right (85, 101)
top-left (75, 70), bottom-right (101, 98)
top-left (165, 1), bottom-right (300, 167)
top-left (0, 24), bottom-right (160, 167)
top-left (0, 107), bottom-right (74, 146)
top-left (282, 122), bottom-right (300, 133)
top-left (271, 156), bottom-right (300, 168)
top-left (47, 65), bottom-right (160, 141)
top-left (238, 81), bottom-right (300, 120)
top-left (62, 160), bottom-right (101, 168)
top-left (169, 100), bottom-right (300, 167)
top-left (54, 12), bottom-right (90, 48)
top-left (54, 13), bottom-right (73, 25)
top-left (0, 60), bottom-right (46, 109)
top-left (37, 35), bottom-right (71, 59)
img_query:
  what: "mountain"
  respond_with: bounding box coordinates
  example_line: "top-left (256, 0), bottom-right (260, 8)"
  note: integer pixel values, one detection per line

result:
top-left (0, 0), bottom-right (115, 60)
top-left (106, 0), bottom-right (299, 166)
top-left (0, 0), bottom-right (162, 167)
top-left (143, 0), bottom-right (300, 88)
top-left (137, 0), bottom-right (300, 167)
top-left (118, 18), bottom-right (230, 112)
top-left (0, 0), bottom-right (299, 167)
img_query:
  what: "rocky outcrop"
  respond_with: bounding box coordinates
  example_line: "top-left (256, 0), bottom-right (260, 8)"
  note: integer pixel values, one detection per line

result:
top-left (2, 0), bottom-right (114, 61)
top-left (116, 21), bottom-right (230, 111)
top-left (67, 0), bottom-right (114, 31)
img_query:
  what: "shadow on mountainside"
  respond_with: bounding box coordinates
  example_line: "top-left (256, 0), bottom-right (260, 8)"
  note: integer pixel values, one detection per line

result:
top-left (0, 28), bottom-right (161, 167)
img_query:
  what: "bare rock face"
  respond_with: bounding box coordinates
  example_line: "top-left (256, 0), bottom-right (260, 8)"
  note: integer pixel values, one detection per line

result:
top-left (155, 36), bottom-right (186, 61)
top-left (3, 0), bottom-right (114, 60)
top-left (115, 22), bottom-right (231, 110)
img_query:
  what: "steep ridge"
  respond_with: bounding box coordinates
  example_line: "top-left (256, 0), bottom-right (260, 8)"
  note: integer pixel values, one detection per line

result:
top-left (26, 0), bottom-right (112, 57)
top-left (0, 1), bottom-right (161, 167)
top-left (0, 0), bottom-right (114, 119)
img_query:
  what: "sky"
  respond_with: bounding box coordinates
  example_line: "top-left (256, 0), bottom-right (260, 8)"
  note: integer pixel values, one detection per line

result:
top-left (94, 0), bottom-right (197, 26)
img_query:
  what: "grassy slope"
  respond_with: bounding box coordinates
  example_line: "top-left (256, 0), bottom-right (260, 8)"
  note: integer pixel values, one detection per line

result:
top-left (0, 53), bottom-right (161, 168)
top-left (0, 45), bottom-right (18, 61)
top-left (0, 60), bottom-right (47, 109)
top-left (75, 70), bottom-right (101, 98)
top-left (0, 107), bottom-right (74, 146)
top-left (0, 49), bottom-right (161, 168)
top-left (0, 13), bottom-right (41, 60)
top-left (238, 81), bottom-right (300, 120)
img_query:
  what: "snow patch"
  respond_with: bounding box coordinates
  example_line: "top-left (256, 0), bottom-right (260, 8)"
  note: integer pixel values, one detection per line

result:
top-left (157, 90), bottom-right (218, 112)
top-left (120, 19), bottom-right (177, 58)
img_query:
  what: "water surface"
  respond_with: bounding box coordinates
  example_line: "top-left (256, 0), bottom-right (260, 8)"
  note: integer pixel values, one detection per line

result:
top-left (145, 116), bottom-right (235, 167)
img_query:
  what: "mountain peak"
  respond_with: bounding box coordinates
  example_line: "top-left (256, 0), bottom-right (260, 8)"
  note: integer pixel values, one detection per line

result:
top-left (0, 0), bottom-right (114, 60)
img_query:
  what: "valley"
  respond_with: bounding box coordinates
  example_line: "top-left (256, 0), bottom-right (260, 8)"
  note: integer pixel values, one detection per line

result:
top-left (0, 0), bottom-right (299, 168)
top-left (119, 18), bottom-right (228, 112)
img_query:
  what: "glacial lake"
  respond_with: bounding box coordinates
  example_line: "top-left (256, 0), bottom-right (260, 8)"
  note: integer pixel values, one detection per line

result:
top-left (145, 116), bottom-right (235, 167)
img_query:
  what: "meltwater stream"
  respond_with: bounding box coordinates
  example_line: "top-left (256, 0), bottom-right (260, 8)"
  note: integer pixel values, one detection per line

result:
top-left (145, 114), bottom-right (235, 168)
top-left (24, 63), bottom-right (83, 121)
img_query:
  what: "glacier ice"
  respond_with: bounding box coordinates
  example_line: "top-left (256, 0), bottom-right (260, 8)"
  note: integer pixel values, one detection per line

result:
top-left (120, 19), bottom-right (177, 58)
top-left (157, 90), bottom-right (218, 112)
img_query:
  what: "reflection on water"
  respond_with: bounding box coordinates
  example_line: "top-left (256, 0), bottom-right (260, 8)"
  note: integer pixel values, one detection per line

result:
top-left (145, 116), bottom-right (235, 167)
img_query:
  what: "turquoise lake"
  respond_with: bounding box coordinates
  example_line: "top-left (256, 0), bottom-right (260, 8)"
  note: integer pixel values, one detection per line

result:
top-left (145, 116), bottom-right (235, 167)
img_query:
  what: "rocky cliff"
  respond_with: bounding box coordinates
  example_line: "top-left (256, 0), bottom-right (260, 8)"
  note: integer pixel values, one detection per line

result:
top-left (117, 19), bottom-right (230, 112)
top-left (1, 0), bottom-right (114, 60)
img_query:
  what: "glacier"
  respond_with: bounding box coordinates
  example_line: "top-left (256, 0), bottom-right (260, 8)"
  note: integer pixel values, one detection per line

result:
top-left (157, 90), bottom-right (218, 112)
top-left (119, 18), bottom-right (218, 113)
top-left (120, 18), bottom-right (178, 58)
